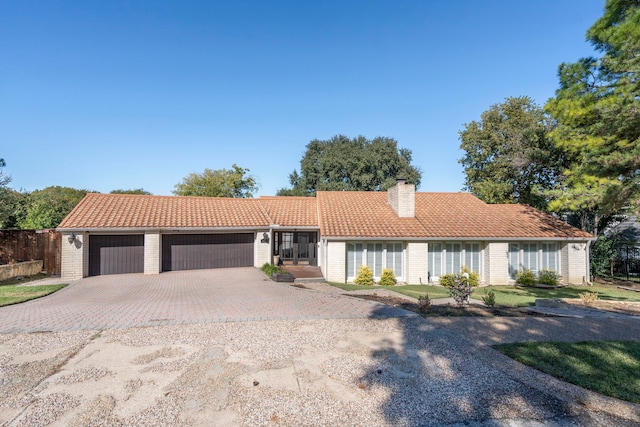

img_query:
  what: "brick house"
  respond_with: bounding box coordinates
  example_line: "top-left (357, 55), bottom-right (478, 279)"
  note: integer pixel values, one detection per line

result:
top-left (57, 181), bottom-right (593, 284)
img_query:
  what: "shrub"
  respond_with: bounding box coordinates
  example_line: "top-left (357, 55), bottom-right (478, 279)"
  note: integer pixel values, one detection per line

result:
top-left (354, 265), bottom-right (374, 286)
top-left (538, 269), bottom-right (559, 286)
top-left (447, 276), bottom-right (473, 306)
top-left (482, 290), bottom-right (496, 307)
top-left (516, 269), bottom-right (536, 286)
top-left (580, 291), bottom-right (599, 306)
top-left (378, 269), bottom-right (397, 286)
top-left (261, 263), bottom-right (279, 275)
top-left (439, 274), bottom-right (456, 288)
top-left (460, 266), bottom-right (480, 287)
top-left (418, 294), bottom-right (431, 314)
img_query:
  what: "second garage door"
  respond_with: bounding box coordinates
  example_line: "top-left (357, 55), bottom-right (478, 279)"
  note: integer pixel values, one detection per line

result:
top-left (162, 233), bottom-right (254, 272)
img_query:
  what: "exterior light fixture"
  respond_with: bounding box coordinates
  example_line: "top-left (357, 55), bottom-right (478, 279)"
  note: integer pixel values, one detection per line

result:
top-left (261, 232), bottom-right (270, 243)
top-left (68, 233), bottom-right (76, 244)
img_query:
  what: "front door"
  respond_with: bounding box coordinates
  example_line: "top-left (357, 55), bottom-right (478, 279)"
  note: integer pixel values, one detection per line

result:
top-left (275, 231), bottom-right (317, 266)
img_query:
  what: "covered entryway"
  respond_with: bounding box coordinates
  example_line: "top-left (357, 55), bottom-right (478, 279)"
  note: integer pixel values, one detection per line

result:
top-left (162, 233), bottom-right (254, 272)
top-left (88, 235), bottom-right (144, 276)
top-left (273, 231), bottom-right (318, 266)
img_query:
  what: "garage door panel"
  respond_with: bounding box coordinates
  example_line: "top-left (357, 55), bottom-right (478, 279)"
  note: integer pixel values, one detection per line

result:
top-left (89, 235), bottom-right (144, 276)
top-left (162, 233), bottom-right (254, 271)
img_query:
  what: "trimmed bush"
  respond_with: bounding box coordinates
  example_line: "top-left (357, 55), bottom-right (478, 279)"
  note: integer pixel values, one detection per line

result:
top-left (516, 269), bottom-right (536, 286)
top-left (482, 290), bottom-right (496, 307)
top-left (418, 294), bottom-right (431, 314)
top-left (354, 265), bottom-right (374, 286)
top-left (538, 269), bottom-right (559, 286)
top-left (439, 273), bottom-right (456, 288)
top-left (379, 269), bottom-right (397, 286)
top-left (261, 263), bottom-right (279, 275)
top-left (460, 266), bottom-right (480, 287)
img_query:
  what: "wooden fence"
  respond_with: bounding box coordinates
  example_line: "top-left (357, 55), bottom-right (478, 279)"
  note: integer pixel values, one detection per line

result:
top-left (0, 230), bottom-right (61, 275)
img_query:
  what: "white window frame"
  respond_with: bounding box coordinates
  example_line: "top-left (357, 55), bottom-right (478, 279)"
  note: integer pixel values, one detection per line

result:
top-left (428, 242), bottom-right (483, 282)
top-left (346, 241), bottom-right (404, 281)
top-left (508, 242), bottom-right (560, 280)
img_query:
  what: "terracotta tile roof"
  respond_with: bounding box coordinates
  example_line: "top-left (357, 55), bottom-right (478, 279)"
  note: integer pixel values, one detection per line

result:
top-left (58, 190), bottom-right (593, 240)
top-left (259, 196), bottom-right (319, 227)
top-left (317, 191), bottom-right (426, 238)
top-left (58, 193), bottom-right (271, 229)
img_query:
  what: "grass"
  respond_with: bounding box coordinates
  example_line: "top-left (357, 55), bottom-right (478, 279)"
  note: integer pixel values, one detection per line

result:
top-left (328, 281), bottom-right (640, 307)
top-left (0, 272), bottom-right (51, 286)
top-left (0, 283), bottom-right (67, 306)
top-left (470, 283), bottom-right (640, 307)
top-left (494, 341), bottom-right (640, 404)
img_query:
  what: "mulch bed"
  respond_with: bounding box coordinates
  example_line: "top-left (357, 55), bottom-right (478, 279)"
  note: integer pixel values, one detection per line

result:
top-left (349, 294), bottom-right (550, 317)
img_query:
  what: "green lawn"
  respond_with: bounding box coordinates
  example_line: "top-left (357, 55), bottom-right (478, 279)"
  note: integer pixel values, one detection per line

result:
top-left (495, 341), bottom-right (640, 404)
top-left (328, 281), bottom-right (640, 307)
top-left (0, 284), bottom-right (67, 306)
top-left (470, 283), bottom-right (640, 307)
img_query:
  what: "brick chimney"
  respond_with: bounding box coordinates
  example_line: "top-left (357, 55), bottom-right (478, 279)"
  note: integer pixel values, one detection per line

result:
top-left (388, 179), bottom-right (415, 218)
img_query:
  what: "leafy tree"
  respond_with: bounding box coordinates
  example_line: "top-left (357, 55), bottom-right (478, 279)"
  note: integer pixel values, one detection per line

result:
top-left (545, 0), bottom-right (640, 233)
top-left (173, 164), bottom-right (258, 198)
top-left (458, 97), bottom-right (567, 211)
top-left (19, 186), bottom-right (88, 229)
top-left (277, 135), bottom-right (421, 196)
top-left (0, 159), bottom-right (27, 229)
top-left (110, 188), bottom-right (152, 195)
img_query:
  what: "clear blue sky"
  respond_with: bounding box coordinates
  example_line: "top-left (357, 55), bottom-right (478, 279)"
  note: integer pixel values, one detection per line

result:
top-left (1, 1), bottom-right (603, 196)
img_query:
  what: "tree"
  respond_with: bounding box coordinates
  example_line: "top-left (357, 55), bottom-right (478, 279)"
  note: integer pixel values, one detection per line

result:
top-left (544, 0), bottom-right (640, 233)
top-left (0, 158), bottom-right (27, 229)
top-left (277, 135), bottom-right (421, 196)
top-left (110, 188), bottom-right (152, 195)
top-left (458, 97), bottom-right (567, 211)
top-left (19, 186), bottom-right (88, 229)
top-left (173, 164), bottom-right (258, 198)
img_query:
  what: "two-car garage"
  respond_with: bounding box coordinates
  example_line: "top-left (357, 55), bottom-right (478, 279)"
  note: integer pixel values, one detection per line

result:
top-left (88, 233), bottom-right (254, 276)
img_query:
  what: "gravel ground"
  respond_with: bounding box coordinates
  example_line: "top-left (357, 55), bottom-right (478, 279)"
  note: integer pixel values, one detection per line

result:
top-left (1, 318), bottom-right (639, 426)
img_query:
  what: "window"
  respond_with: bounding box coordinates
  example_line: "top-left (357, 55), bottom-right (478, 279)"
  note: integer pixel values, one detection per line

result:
top-left (428, 243), bottom-right (442, 277)
top-left (444, 243), bottom-right (461, 274)
top-left (429, 242), bottom-right (482, 281)
top-left (509, 242), bottom-right (559, 279)
top-left (346, 242), bottom-right (404, 280)
top-left (366, 243), bottom-right (383, 277)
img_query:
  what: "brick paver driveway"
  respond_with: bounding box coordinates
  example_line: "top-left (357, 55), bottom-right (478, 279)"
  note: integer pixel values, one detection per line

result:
top-left (0, 268), bottom-right (415, 333)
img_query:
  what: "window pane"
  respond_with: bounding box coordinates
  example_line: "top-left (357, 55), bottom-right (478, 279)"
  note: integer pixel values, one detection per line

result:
top-left (464, 243), bottom-right (480, 273)
top-left (523, 243), bottom-right (538, 273)
top-left (542, 243), bottom-right (557, 271)
top-left (429, 243), bottom-right (442, 277)
top-left (386, 242), bottom-right (403, 277)
top-left (355, 243), bottom-right (363, 274)
top-left (367, 243), bottom-right (383, 276)
top-left (445, 243), bottom-right (461, 274)
top-left (508, 243), bottom-right (519, 279)
top-left (347, 243), bottom-right (355, 278)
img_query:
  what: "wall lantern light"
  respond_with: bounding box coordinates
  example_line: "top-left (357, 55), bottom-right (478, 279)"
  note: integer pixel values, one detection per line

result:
top-left (68, 233), bottom-right (76, 244)
top-left (261, 232), bottom-right (270, 243)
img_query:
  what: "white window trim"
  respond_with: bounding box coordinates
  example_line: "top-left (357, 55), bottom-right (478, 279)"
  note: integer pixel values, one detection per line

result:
top-left (428, 241), bottom-right (483, 283)
top-left (346, 241), bottom-right (405, 281)
top-left (508, 242), bottom-right (560, 280)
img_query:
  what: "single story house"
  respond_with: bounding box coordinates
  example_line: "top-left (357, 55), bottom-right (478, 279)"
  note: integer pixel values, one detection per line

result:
top-left (57, 181), bottom-right (594, 285)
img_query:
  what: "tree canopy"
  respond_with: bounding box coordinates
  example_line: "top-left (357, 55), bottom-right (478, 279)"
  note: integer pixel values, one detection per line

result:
top-left (0, 158), bottom-right (25, 229)
top-left (110, 188), bottom-right (152, 195)
top-left (173, 164), bottom-right (258, 198)
top-left (458, 97), bottom-right (566, 210)
top-left (277, 135), bottom-right (421, 196)
top-left (544, 0), bottom-right (640, 231)
top-left (19, 186), bottom-right (88, 229)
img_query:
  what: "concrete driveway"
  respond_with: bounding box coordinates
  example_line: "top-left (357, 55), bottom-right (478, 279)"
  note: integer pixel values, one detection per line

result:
top-left (0, 268), bottom-right (415, 333)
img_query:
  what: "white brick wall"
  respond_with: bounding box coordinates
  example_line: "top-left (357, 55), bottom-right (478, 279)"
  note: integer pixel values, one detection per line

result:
top-left (254, 231), bottom-right (271, 267)
top-left (61, 232), bottom-right (86, 281)
top-left (566, 242), bottom-right (588, 284)
top-left (487, 242), bottom-right (509, 285)
top-left (406, 242), bottom-right (428, 284)
top-left (144, 232), bottom-right (161, 274)
top-left (325, 241), bottom-right (346, 283)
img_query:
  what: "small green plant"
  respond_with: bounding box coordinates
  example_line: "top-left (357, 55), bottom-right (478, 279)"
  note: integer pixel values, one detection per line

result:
top-left (516, 269), bottom-right (536, 286)
top-left (354, 265), bottom-right (374, 286)
top-left (482, 290), bottom-right (496, 307)
top-left (439, 273), bottom-right (456, 287)
top-left (579, 291), bottom-right (599, 306)
top-left (261, 263), bottom-right (279, 275)
top-left (538, 269), bottom-right (559, 286)
top-left (418, 294), bottom-right (431, 314)
top-left (378, 269), bottom-right (397, 286)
